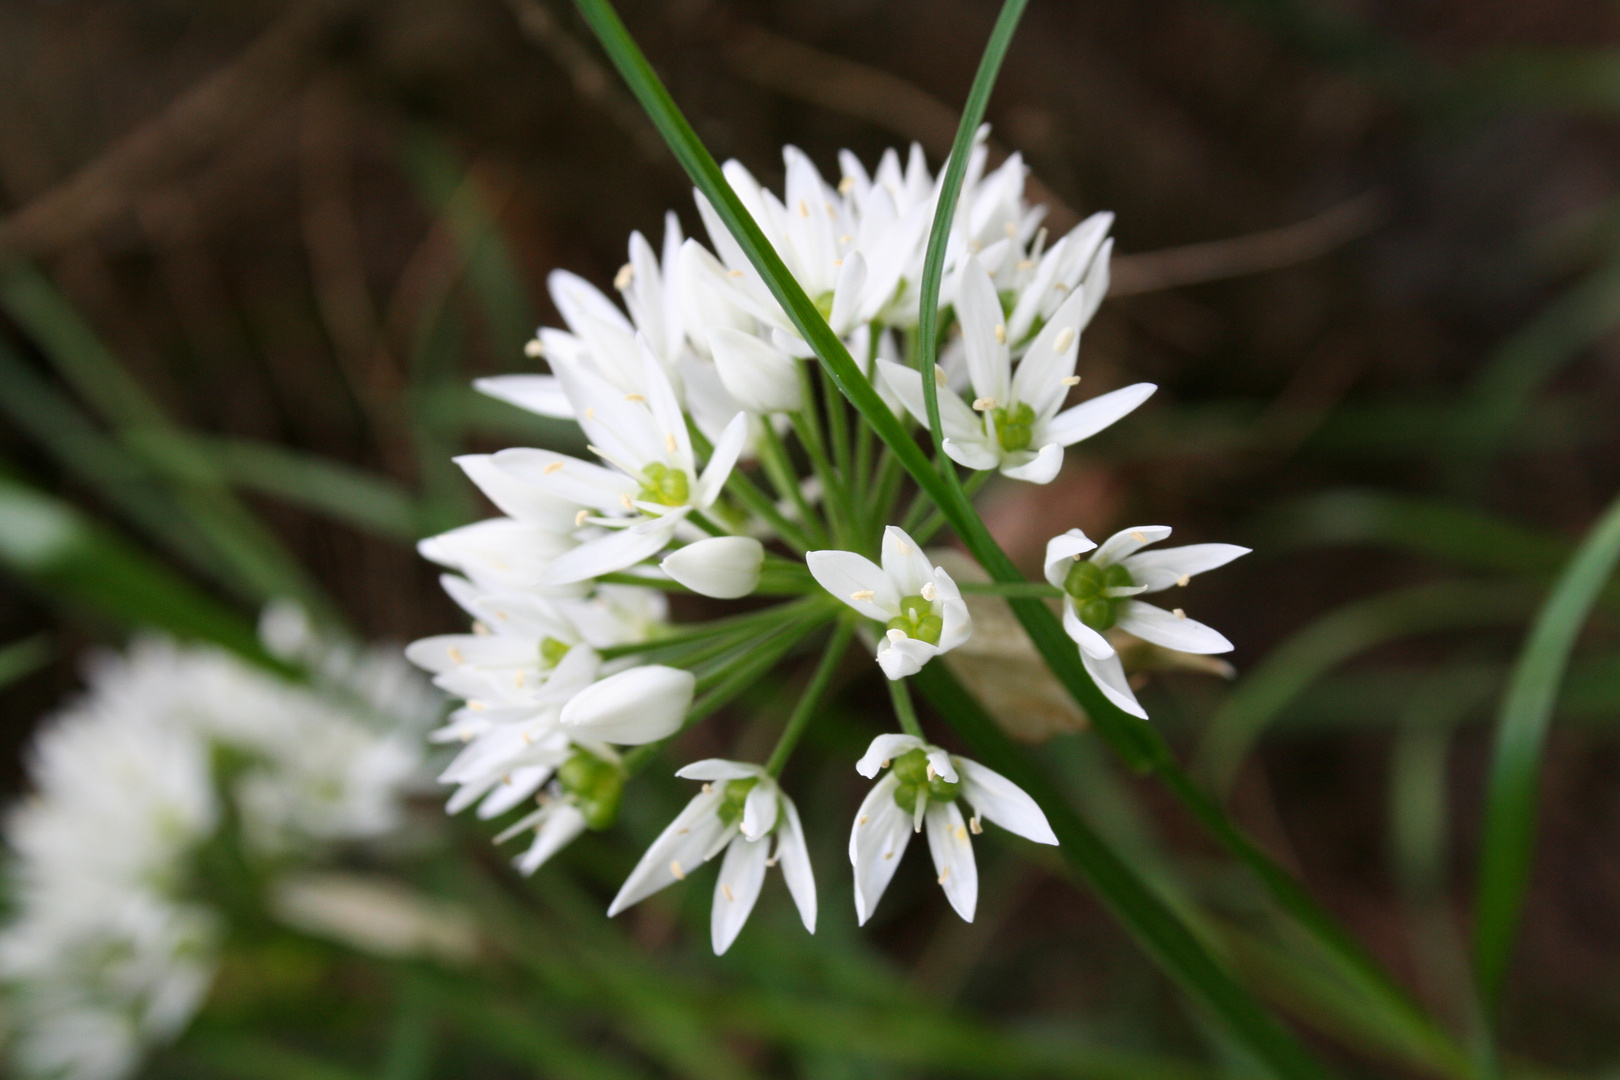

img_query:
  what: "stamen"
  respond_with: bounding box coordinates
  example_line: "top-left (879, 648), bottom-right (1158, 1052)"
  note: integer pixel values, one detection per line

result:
top-left (765, 855), bottom-right (779, 867)
top-left (839, 233), bottom-right (854, 244)
top-left (1053, 327), bottom-right (1076, 352)
top-left (678, 827), bottom-right (689, 835)
top-left (858, 815), bottom-right (868, 825)
top-left (880, 759), bottom-right (890, 768)
top-left (970, 816), bottom-right (982, 834)
top-left (524, 339), bottom-right (545, 358)
top-left (473, 622), bottom-right (490, 635)
top-left (620, 494), bottom-right (634, 511)
top-left (883, 851), bottom-right (895, 860)
top-left (665, 432), bottom-right (677, 453)
top-left (502, 774), bottom-right (512, 785)
top-left (702, 784), bottom-right (714, 794)
top-left (614, 263), bottom-right (634, 289)
top-left (670, 860), bottom-right (686, 880)
top-left (721, 884), bottom-right (735, 902)
top-left (971, 397), bottom-right (996, 411)
top-left (1004, 221), bottom-right (1017, 237)
top-left (926, 763), bottom-right (937, 781)
top-left (938, 866), bottom-right (951, 883)
top-left (954, 825), bottom-right (968, 840)
top-left (894, 539), bottom-right (911, 555)
top-left (850, 589), bottom-right (875, 601)
top-left (994, 324), bottom-right (1007, 344)
top-left (447, 646), bottom-right (464, 663)
top-left (728, 269), bottom-right (745, 278)
top-left (585, 407), bottom-right (596, 420)
top-left (833, 258), bottom-right (843, 268)
top-left (520, 729), bottom-right (532, 743)
top-left (1060, 375), bottom-right (1081, 386)
top-left (574, 510), bottom-right (589, 527)
top-left (624, 393), bottom-right (645, 403)
top-left (825, 201), bottom-right (837, 217)
top-left (469, 701), bottom-right (486, 711)
top-left (1177, 574), bottom-right (1191, 587)
top-left (544, 460), bottom-right (565, 474)
top-left (1016, 259), bottom-right (1035, 271)
top-left (921, 582), bottom-right (937, 602)
top-left (1130, 530), bottom-right (1147, 542)
top-left (837, 176), bottom-right (856, 194)
top-left (797, 199), bottom-right (810, 218)
top-left (1173, 608), bottom-right (1187, 620)
top-left (934, 365), bottom-right (947, 387)
top-left (515, 672), bottom-right (526, 688)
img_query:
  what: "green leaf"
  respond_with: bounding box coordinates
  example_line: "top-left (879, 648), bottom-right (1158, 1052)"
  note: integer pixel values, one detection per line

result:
top-left (200, 437), bottom-right (423, 541)
top-left (1472, 490), bottom-right (1620, 1015)
top-left (0, 633), bottom-right (52, 691)
top-left (913, 663), bottom-right (1332, 1080)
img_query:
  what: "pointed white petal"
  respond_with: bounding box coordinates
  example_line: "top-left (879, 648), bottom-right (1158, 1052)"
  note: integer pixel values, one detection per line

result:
top-left (849, 773), bottom-right (912, 925)
top-left (708, 327), bottom-right (802, 414)
top-left (515, 803), bottom-right (589, 875)
top-left (474, 374), bottom-right (576, 418)
top-left (827, 250), bottom-right (868, 335)
top-left (560, 665), bottom-right (694, 744)
top-left (492, 448), bottom-right (638, 513)
top-left (1082, 649), bottom-right (1148, 719)
top-left (1092, 525), bottom-right (1173, 567)
top-left (924, 747), bottom-right (959, 784)
top-left (608, 789), bottom-right (728, 915)
top-left (999, 442), bottom-right (1064, 484)
top-left (1011, 284), bottom-right (1091, 418)
top-left (942, 436), bottom-right (1001, 472)
top-left (925, 802), bottom-right (978, 922)
top-left (856, 734), bottom-right (925, 778)
top-left (806, 550), bottom-right (899, 620)
top-left (1121, 543), bottom-right (1250, 593)
top-left (740, 779), bottom-right (779, 841)
top-left (661, 536), bottom-right (763, 599)
top-left (955, 258), bottom-right (1010, 405)
top-left (1062, 599), bottom-right (1117, 659)
top-left (476, 766), bottom-right (553, 819)
top-left (549, 268), bottom-right (633, 334)
top-left (1044, 383), bottom-right (1155, 447)
top-left (880, 526), bottom-right (934, 596)
top-left (696, 412), bottom-right (748, 508)
top-left (774, 797), bottom-right (817, 933)
top-left (934, 589), bottom-right (973, 655)
top-left (455, 454), bottom-right (580, 530)
top-left (875, 359), bottom-right (987, 444)
top-left (876, 634), bottom-right (935, 680)
top-left (711, 834), bottom-right (771, 955)
top-left (1042, 529), bottom-right (1098, 587)
top-left (540, 517), bottom-right (681, 586)
top-left (955, 758), bottom-right (1058, 845)
top-left (675, 759), bottom-right (763, 782)
top-left (1117, 602), bottom-right (1234, 655)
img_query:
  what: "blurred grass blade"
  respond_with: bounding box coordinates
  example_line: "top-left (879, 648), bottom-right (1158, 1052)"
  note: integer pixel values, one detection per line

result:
top-left (202, 437), bottom-right (423, 541)
top-left (0, 633), bottom-right (53, 691)
top-left (0, 473), bottom-right (274, 666)
top-left (1199, 580), bottom-right (1537, 791)
top-left (1472, 490), bottom-right (1620, 1014)
top-left (912, 663), bottom-right (1333, 1080)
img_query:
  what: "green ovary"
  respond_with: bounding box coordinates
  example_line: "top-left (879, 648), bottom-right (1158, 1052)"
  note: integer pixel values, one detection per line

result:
top-left (886, 594), bottom-right (943, 645)
top-left (638, 462), bottom-right (690, 507)
top-left (539, 636), bottom-right (570, 668)
top-left (891, 748), bottom-right (962, 813)
top-left (557, 750), bottom-right (626, 830)
top-left (992, 401), bottom-right (1036, 452)
top-left (715, 777), bottom-right (761, 828)
top-left (1063, 560), bottom-right (1135, 632)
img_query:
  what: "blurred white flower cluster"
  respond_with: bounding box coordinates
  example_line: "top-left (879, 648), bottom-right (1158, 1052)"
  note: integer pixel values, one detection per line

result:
top-left (0, 610), bottom-right (437, 1080)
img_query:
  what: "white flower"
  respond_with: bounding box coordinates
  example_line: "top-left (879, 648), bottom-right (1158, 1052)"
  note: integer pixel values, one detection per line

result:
top-left (878, 255), bottom-right (1154, 484)
top-left (489, 350), bottom-right (746, 586)
top-left (559, 665), bottom-right (695, 745)
top-left (607, 761), bottom-right (815, 955)
top-left (849, 735), bottom-right (1056, 924)
top-left (807, 526), bottom-right (971, 679)
top-left (660, 536), bottom-right (764, 599)
top-left (1044, 526), bottom-right (1249, 718)
top-left (706, 326), bottom-right (802, 414)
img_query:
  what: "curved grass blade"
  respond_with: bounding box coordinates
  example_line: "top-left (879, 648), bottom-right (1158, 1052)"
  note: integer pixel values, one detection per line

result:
top-left (1472, 490), bottom-right (1620, 1015)
top-left (202, 437), bottom-right (423, 541)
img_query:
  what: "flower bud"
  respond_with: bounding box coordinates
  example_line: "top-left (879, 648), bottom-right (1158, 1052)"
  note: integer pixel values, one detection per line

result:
top-left (660, 536), bottom-right (764, 599)
top-left (707, 326), bottom-right (802, 414)
top-left (559, 665), bottom-right (694, 744)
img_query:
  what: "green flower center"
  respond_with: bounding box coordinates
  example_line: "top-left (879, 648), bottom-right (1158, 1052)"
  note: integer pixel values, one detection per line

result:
top-left (638, 462), bottom-right (690, 507)
top-left (813, 291), bottom-right (835, 321)
top-left (885, 593), bottom-right (943, 645)
top-left (992, 401), bottom-right (1036, 452)
top-left (890, 748), bottom-right (961, 813)
top-left (539, 636), bottom-right (571, 668)
top-left (715, 777), bottom-right (761, 828)
top-left (557, 750), bottom-right (626, 831)
top-left (1062, 560), bottom-right (1135, 632)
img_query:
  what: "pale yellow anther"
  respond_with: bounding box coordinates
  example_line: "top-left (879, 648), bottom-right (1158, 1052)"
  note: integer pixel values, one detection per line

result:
top-left (448, 646), bottom-right (464, 664)
top-left (1053, 327), bottom-right (1076, 352)
top-left (1130, 530), bottom-right (1147, 542)
top-left (850, 589), bottom-right (875, 602)
top-left (994, 324), bottom-right (1007, 345)
top-left (972, 397), bottom-right (996, 412)
top-left (1177, 574), bottom-right (1191, 587)
top-left (473, 621), bottom-right (491, 635)
top-left (620, 493), bottom-right (635, 511)
top-left (838, 176), bottom-right (856, 194)
top-left (624, 393), bottom-right (645, 403)
top-left (515, 672), bottom-right (525, 688)
top-left (765, 855), bottom-right (779, 867)
top-left (521, 729), bottom-right (532, 744)
top-left (797, 199), bottom-right (810, 218)
top-left (495, 611), bottom-right (508, 620)
top-left (585, 407), bottom-right (596, 420)
top-left (1174, 608), bottom-right (1187, 620)
top-left (921, 582), bottom-right (937, 602)
top-left (839, 233), bottom-right (854, 244)
top-left (544, 460), bottom-right (565, 475)
top-left (678, 827), bottom-right (690, 835)
top-left (926, 763), bottom-right (937, 781)
top-left (970, 816), bottom-right (983, 834)
top-left (934, 365), bottom-right (947, 387)
top-left (858, 815), bottom-right (869, 825)
top-left (1052, 281), bottom-right (1070, 293)
top-left (1017, 259), bottom-right (1035, 271)
top-left (502, 774), bottom-right (512, 785)
top-left (1060, 375), bottom-right (1082, 386)
top-left (524, 338), bottom-right (545, 358)
top-left (954, 825), bottom-right (968, 840)
top-left (460, 731), bottom-right (473, 743)
top-left (670, 860), bottom-right (686, 880)
top-left (665, 432), bottom-right (677, 454)
top-left (880, 759), bottom-right (890, 769)
top-left (833, 258), bottom-right (843, 268)
top-left (1004, 221), bottom-right (1018, 237)
top-left (574, 509), bottom-right (588, 527)
top-left (721, 884), bottom-right (735, 902)
top-left (702, 783), bottom-right (714, 794)
top-left (938, 866), bottom-right (951, 883)
top-left (469, 701), bottom-right (486, 711)
top-left (883, 851), bottom-right (895, 860)
top-left (895, 539), bottom-right (911, 556)
top-left (728, 268), bottom-right (745, 278)
top-left (614, 263), bottom-right (634, 290)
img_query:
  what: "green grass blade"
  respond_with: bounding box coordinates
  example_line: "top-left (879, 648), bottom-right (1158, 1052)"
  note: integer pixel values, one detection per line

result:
top-left (0, 633), bottom-right (53, 691)
top-left (1472, 490), bottom-right (1620, 1014)
top-left (913, 663), bottom-right (1332, 1080)
top-left (202, 437), bottom-right (423, 541)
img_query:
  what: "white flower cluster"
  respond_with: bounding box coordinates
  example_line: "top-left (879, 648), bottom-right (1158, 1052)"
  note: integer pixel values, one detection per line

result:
top-left (411, 130), bottom-right (1244, 955)
top-left (0, 618), bottom-right (435, 1080)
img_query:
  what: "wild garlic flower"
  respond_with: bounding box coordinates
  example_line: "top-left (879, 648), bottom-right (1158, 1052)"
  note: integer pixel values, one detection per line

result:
top-left (849, 735), bottom-right (1056, 924)
top-left (808, 526), bottom-right (972, 679)
top-left (608, 761), bottom-right (815, 955)
top-left (1045, 527), bottom-right (1249, 718)
top-left (879, 255), bottom-right (1154, 483)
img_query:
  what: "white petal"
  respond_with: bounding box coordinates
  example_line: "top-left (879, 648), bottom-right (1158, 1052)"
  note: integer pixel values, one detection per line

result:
top-left (675, 759), bottom-right (764, 782)
top-left (849, 773), bottom-right (913, 925)
top-left (1082, 649), bottom-right (1147, 720)
top-left (711, 834), bottom-right (771, 955)
top-left (1011, 283), bottom-right (1091, 418)
top-left (1042, 529), bottom-right (1098, 588)
top-left (875, 359), bottom-right (989, 444)
top-left (934, 591), bottom-right (973, 655)
top-left (856, 734), bottom-right (924, 778)
top-left (560, 665), bottom-right (694, 744)
top-left (955, 757), bottom-right (1058, 845)
top-left (404, 633), bottom-right (533, 675)
top-left (942, 436), bottom-right (1001, 472)
top-left (696, 412), bottom-right (749, 508)
top-left (474, 374), bottom-right (576, 419)
top-left (999, 442), bottom-right (1064, 484)
top-left (1117, 601), bottom-right (1234, 655)
top-left (925, 802), bottom-right (978, 922)
top-left (708, 327), bottom-right (802, 414)
top-left (549, 268), bottom-right (633, 334)
top-left (827, 250), bottom-right (867, 336)
top-left (457, 455), bottom-right (580, 530)
top-left (609, 790), bottom-right (729, 915)
top-left (806, 550), bottom-right (899, 620)
top-left (740, 778), bottom-right (779, 841)
top-left (540, 516), bottom-right (682, 586)
top-left (1061, 599), bottom-right (1117, 659)
top-left (661, 536), bottom-right (763, 599)
top-left (924, 747), bottom-right (959, 784)
top-left (515, 803), bottom-right (589, 875)
top-left (955, 257), bottom-right (1010, 406)
top-left (880, 526), bottom-right (934, 596)
top-left (1092, 525), bottom-right (1173, 568)
top-left (492, 448), bottom-right (638, 513)
top-left (1121, 543), bottom-right (1250, 593)
top-left (1044, 383), bottom-right (1155, 447)
top-left (876, 635), bottom-right (935, 680)
top-left (774, 797), bottom-right (817, 933)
